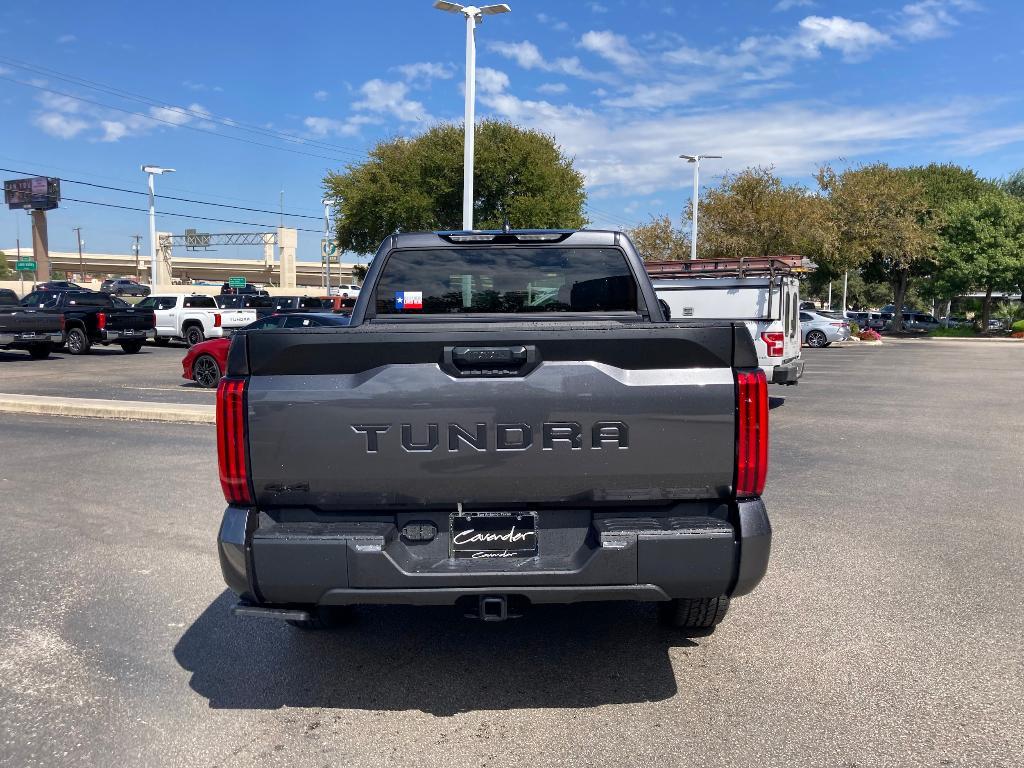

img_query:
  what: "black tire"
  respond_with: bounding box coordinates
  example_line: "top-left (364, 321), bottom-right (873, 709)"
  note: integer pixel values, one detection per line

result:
top-left (658, 597), bottom-right (730, 630)
top-left (805, 330), bottom-right (828, 348)
top-left (286, 606), bottom-right (353, 630)
top-left (120, 341), bottom-right (144, 354)
top-left (65, 327), bottom-right (91, 355)
top-left (153, 336), bottom-right (171, 347)
top-left (184, 324), bottom-right (205, 347)
top-left (27, 344), bottom-right (51, 359)
top-left (192, 354), bottom-right (221, 388)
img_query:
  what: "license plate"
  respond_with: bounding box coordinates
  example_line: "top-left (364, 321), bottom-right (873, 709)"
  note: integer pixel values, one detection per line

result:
top-left (120, 330), bottom-right (140, 336)
top-left (450, 512), bottom-right (538, 560)
top-left (17, 332), bottom-right (39, 339)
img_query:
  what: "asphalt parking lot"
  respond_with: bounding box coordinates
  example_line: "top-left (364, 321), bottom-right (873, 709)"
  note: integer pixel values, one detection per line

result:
top-left (0, 339), bottom-right (1021, 767)
top-left (0, 341), bottom-right (212, 404)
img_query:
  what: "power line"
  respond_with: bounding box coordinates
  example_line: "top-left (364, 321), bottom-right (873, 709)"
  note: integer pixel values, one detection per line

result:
top-left (0, 165), bottom-right (323, 220)
top-left (0, 75), bottom-right (360, 164)
top-left (59, 196), bottom-right (324, 233)
top-left (0, 55), bottom-right (368, 160)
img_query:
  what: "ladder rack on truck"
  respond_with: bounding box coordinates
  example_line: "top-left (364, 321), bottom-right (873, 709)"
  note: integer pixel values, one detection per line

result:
top-left (644, 255), bottom-right (813, 280)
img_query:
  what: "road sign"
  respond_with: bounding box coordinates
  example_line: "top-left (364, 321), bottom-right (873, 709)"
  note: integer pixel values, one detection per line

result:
top-left (4, 176), bottom-right (61, 211)
top-left (321, 238), bottom-right (339, 264)
top-left (228, 276), bottom-right (247, 288)
top-left (15, 260), bottom-right (37, 271)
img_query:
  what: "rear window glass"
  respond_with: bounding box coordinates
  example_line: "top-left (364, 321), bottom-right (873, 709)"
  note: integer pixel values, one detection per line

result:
top-left (244, 296), bottom-right (274, 308)
top-left (183, 296), bottom-right (216, 308)
top-left (374, 247), bottom-right (639, 315)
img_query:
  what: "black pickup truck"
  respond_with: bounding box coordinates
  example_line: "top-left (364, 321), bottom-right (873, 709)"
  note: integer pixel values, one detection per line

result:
top-left (217, 230), bottom-right (771, 631)
top-left (1, 293), bottom-right (65, 358)
top-left (19, 289), bottom-right (155, 354)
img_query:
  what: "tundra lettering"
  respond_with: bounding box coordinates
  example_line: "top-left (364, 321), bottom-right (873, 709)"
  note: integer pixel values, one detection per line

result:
top-left (352, 420), bottom-right (630, 453)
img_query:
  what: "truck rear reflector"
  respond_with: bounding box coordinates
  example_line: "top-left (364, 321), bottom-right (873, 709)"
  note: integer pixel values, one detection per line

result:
top-left (217, 378), bottom-right (253, 505)
top-left (735, 368), bottom-right (768, 498)
top-left (97, 312), bottom-right (106, 331)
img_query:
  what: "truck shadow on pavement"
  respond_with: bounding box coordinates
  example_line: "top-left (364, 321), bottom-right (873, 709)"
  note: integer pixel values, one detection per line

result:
top-left (174, 591), bottom-right (701, 715)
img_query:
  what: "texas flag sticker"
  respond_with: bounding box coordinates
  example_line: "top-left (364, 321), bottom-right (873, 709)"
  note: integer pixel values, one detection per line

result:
top-left (395, 291), bottom-right (423, 310)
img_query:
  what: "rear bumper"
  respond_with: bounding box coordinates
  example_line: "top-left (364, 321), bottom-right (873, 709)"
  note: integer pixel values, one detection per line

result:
top-left (100, 329), bottom-right (153, 342)
top-left (0, 331), bottom-right (62, 345)
top-left (218, 500), bottom-right (772, 608)
top-left (769, 357), bottom-right (804, 385)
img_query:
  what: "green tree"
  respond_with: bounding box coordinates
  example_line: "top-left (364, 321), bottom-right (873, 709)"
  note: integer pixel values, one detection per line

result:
top-left (325, 120), bottom-right (587, 254)
top-left (691, 166), bottom-right (829, 260)
top-left (937, 192), bottom-right (1024, 330)
top-left (0, 251), bottom-right (10, 279)
top-left (817, 163), bottom-right (939, 331)
top-left (627, 215), bottom-right (689, 262)
top-left (1002, 168), bottom-right (1024, 199)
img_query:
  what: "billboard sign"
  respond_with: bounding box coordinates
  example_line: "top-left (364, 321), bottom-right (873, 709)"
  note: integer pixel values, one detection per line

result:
top-left (4, 176), bottom-right (61, 211)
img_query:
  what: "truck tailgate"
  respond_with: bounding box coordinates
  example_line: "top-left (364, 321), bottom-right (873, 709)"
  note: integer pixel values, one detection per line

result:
top-left (1, 309), bottom-right (63, 334)
top-left (105, 308), bottom-right (154, 332)
top-left (221, 309), bottom-right (257, 329)
top-left (241, 323), bottom-right (745, 509)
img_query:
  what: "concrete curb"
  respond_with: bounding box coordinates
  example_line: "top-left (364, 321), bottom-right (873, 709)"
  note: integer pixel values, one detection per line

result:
top-left (0, 393), bottom-right (215, 424)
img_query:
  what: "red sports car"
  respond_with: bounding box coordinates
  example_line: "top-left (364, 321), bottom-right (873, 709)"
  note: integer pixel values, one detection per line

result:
top-left (181, 313), bottom-right (350, 388)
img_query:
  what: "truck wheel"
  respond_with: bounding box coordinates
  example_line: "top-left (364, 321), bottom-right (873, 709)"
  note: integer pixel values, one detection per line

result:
top-left (120, 341), bottom-right (144, 354)
top-left (805, 330), bottom-right (828, 348)
top-left (28, 344), bottom-right (51, 359)
top-left (184, 325), bottom-right (205, 347)
top-left (286, 606), bottom-right (353, 630)
top-left (153, 336), bottom-right (170, 347)
top-left (65, 327), bottom-right (91, 355)
top-left (658, 597), bottom-right (730, 630)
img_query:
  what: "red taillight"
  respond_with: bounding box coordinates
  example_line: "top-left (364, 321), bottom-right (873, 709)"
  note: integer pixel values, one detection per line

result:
top-left (58, 313), bottom-right (66, 331)
top-left (760, 331), bottom-right (784, 357)
top-left (151, 311), bottom-right (157, 327)
top-left (214, 313), bottom-right (222, 328)
top-left (97, 311), bottom-right (106, 330)
top-left (735, 369), bottom-right (768, 498)
top-left (829, 322), bottom-right (848, 328)
top-left (216, 378), bottom-right (253, 505)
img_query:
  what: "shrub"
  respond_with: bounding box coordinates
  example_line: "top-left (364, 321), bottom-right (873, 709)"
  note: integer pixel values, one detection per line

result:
top-left (859, 329), bottom-right (881, 341)
top-left (849, 321), bottom-right (860, 334)
top-left (1012, 319), bottom-right (1024, 333)
top-left (928, 327), bottom-right (977, 337)
top-left (1011, 331), bottom-right (1024, 339)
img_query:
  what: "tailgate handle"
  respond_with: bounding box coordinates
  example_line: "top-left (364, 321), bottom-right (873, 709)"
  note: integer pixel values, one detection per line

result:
top-left (444, 345), bottom-right (538, 377)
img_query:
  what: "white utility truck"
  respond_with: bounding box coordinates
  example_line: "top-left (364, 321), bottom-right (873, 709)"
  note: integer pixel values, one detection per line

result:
top-left (649, 256), bottom-right (807, 385)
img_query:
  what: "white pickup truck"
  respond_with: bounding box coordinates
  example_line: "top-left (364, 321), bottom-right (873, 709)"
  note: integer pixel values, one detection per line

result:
top-left (137, 294), bottom-right (257, 347)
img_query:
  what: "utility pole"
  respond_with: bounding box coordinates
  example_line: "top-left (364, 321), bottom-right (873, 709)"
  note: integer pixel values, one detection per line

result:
top-left (679, 154), bottom-right (722, 260)
top-left (322, 198), bottom-right (331, 295)
top-left (132, 235), bottom-right (142, 280)
top-left (73, 226), bottom-right (84, 280)
top-left (142, 165), bottom-right (175, 289)
top-left (433, 2), bottom-right (512, 230)
top-left (842, 270), bottom-right (848, 314)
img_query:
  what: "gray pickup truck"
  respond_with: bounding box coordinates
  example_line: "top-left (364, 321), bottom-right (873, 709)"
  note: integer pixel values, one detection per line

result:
top-left (217, 230), bottom-right (771, 631)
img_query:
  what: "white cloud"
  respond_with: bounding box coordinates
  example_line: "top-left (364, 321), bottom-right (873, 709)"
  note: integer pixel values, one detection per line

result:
top-left (537, 82), bottom-right (568, 95)
top-left (476, 67), bottom-right (509, 95)
top-left (588, 2), bottom-right (608, 12)
top-left (536, 13), bottom-right (568, 31)
top-left (579, 30), bottom-right (644, 70)
top-left (37, 91), bottom-right (83, 113)
top-left (479, 87), bottom-right (973, 195)
top-left (395, 62), bottom-right (453, 83)
top-left (34, 112), bottom-right (88, 139)
top-left (793, 16), bottom-right (891, 60)
top-left (313, 89), bottom-right (329, 101)
top-left (353, 79), bottom-right (430, 123)
top-left (946, 122), bottom-right (1024, 154)
top-left (488, 40), bottom-right (594, 79)
top-left (774, 0), bottom-right (815, 10)
top-left (895, 0), bottom-right (977, 41)
top-left (56, 33), bottom-right (76, 44)
top-left (303, 115), bottom-right (369, 137)
top-left (99, 120), bottom-right (129, 142)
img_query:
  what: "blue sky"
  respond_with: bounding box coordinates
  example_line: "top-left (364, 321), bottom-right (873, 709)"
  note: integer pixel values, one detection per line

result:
top-left (2, 0), bottom-right (1023, 262)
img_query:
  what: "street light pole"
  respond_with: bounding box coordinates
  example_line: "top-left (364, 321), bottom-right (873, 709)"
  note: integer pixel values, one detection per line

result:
top-left (141, 165), bottom-right (175, 288)
top-left (680, 154), bottom-right (722, 260)
top-left (322, 198), bottom-right (331, 294)
top-left (433, 2), bottom-right (511, 231)
top-left (73, 226), bottom-right (84, 279)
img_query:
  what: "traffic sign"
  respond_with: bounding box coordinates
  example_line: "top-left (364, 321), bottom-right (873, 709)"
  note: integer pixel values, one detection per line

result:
top-left (228, 276), bottom-right (247, 288)
top-left (15, 260), bottom-right (36, 271)
top-left (321, 238), bottom-right (339, 264)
